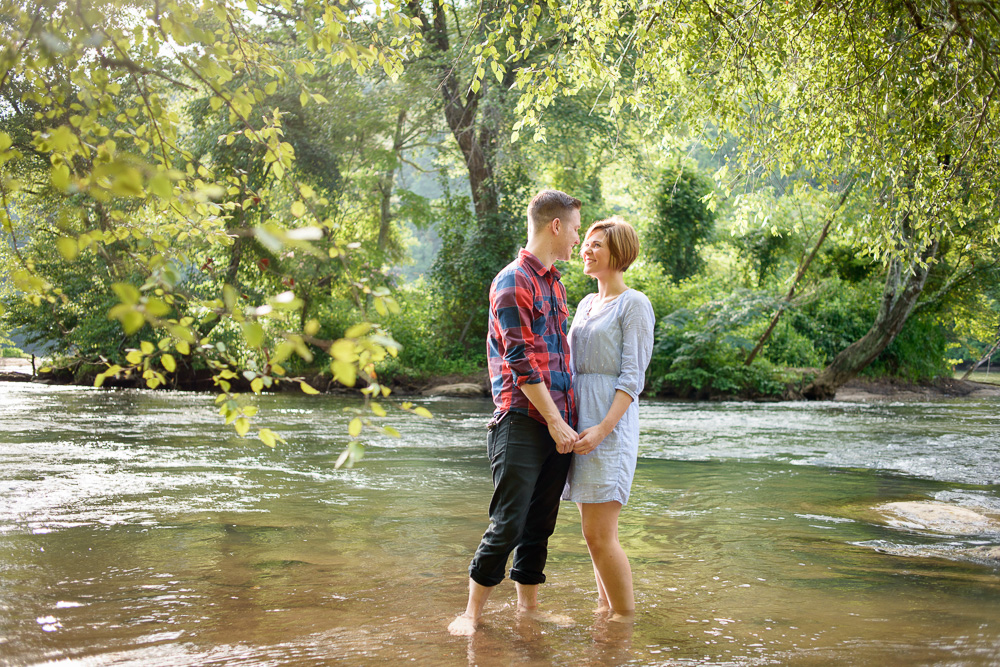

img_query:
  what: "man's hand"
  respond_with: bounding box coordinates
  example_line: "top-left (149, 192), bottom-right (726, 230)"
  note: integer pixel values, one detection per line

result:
top-left (547, 417), bottom-right (578, 454)
top-left (573, 424), bottom-right (609, 456)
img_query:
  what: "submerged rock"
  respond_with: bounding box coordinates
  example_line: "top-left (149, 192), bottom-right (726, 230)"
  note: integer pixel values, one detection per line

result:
top-left (877, 501), bottom-right (1000, 536)
top-left (421, 382), bottom-right (486, 397)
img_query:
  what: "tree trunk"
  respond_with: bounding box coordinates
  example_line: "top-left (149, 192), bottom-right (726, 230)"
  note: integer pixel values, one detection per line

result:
top-left (960, 331), bottom-right (1000, 380)
top-left (802, 237), bottom-right (940, 399)
top-left (746, 179), bottom-right (856, 366)
top-left (408, 0), bottom-right (499, 220)
top-left (377, 109), bottom-right (407, 255)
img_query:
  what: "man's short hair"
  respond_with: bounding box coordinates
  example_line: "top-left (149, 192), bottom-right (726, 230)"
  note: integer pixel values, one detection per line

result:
top-left (586, 216), bottom-right (640, 272)
top-left (527, 190), bottom-right (582, 234)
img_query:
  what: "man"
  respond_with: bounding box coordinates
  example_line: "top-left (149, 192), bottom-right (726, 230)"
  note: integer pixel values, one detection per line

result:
top-left (448, 189), bottom-right (582, 636)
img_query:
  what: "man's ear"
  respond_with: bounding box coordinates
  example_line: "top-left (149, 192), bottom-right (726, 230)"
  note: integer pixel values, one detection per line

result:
top-left (550, 217), bottom-right (561, 235)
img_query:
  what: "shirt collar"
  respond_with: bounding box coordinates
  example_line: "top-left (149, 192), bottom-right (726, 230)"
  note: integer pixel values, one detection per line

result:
top-left (519, 248), bottom-right (561, 280)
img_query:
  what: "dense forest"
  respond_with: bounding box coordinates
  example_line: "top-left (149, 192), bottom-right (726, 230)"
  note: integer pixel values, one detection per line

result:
top-left (2, 0), bottom-right (1000, 450)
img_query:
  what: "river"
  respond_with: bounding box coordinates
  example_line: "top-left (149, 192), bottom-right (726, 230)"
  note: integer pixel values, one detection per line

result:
top-left (1, 381), bottom-right (998, 665)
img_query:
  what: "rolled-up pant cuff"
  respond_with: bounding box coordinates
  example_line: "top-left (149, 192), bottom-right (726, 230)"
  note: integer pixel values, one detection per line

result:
top-left (510, 568), bottom-right (546, 586)
top-left (469, 566), bottom-right (503, 588)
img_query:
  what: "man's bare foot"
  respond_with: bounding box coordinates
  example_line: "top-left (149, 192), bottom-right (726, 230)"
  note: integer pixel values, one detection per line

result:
top-left (448, 613), bottom-right (478, 636)
top-left (595, 597), bottom-right (611, 613)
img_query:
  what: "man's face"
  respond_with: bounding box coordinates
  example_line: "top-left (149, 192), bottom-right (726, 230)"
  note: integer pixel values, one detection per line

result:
top-left (554, 208), bottom-right (581, 262)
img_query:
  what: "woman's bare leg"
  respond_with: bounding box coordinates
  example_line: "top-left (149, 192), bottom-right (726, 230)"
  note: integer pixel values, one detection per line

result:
top-left (578, 501), bottom-right (634, 618)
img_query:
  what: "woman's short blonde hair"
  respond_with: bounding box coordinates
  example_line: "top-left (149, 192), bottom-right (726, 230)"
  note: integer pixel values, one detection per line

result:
top-left (585, 216), bottom-right (640, 272)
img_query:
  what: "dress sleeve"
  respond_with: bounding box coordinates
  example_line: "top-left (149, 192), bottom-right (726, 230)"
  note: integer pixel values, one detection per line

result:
top-left (614, 291), bottom-right (655, 401)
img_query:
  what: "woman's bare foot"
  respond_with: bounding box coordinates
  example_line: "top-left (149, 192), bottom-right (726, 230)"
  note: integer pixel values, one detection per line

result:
top-left (448, 613), bottom-right (479, 636)
top-left (608, 609), bottom-right (635, 624)
top-left (517, 606), bottom-right (576, 627)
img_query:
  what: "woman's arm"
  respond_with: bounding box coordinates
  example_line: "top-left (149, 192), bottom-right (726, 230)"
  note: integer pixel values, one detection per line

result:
top-left (573, 292), bottom-right (654, 456)
top-left (573, 390), bottom-right (633, 455)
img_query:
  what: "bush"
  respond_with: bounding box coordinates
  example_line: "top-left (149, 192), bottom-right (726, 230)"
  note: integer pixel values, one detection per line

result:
top-left (648, 289), bottom-right (787, 398)
top-left (645, 164), bottom-right (717, 282)
top-left (375, 281), bottom-right (484, 382)
top-left (865, 313), bottom-right (951, 381)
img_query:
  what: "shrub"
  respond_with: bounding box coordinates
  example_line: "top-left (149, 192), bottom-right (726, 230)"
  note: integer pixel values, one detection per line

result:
top-left (645, 164), bottom-right (717, 282)
top-left (648, 289), bottom-right (786, 398)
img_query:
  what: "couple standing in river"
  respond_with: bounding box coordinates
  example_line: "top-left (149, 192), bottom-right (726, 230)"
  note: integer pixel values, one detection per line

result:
top-left (448, 190), bottom-right (655, 636)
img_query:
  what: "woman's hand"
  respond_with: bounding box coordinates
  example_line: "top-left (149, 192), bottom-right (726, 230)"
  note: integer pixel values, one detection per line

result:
top-left (573, 424), bottom-right (609, 455)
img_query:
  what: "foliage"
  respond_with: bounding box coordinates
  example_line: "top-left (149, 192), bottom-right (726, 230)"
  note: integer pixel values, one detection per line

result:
top-left (484, 1), bottom-right (1000, 263)
top-left (648, 289), bottom-right (786, 397)
top-left (865, 314), bottom-right (951, 381)
top-left (427, 168), bottom-right (527, 350)
top-left (646, 164), bottom-right (717, 282)
top-left (0, 0), bottom-right (428, 461)
top-left (375, 280), bottom-right (483, 382)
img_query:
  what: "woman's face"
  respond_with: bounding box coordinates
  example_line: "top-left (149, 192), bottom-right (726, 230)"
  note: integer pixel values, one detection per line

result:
top-left (581, 229), bottom-right (614, 278)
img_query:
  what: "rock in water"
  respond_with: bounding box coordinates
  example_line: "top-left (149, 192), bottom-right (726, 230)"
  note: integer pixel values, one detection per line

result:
top-left (877, 501), bottom-right (999, 536)
top-left (421, 383), bottom-right (485, 397)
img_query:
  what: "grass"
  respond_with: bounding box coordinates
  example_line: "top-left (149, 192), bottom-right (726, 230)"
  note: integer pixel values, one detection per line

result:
top-left (955, 370), bottom-right (1000, 386)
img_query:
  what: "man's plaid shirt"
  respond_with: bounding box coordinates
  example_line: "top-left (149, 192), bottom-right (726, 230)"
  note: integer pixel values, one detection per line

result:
top-left (487, 249), bottom-right (576, 427)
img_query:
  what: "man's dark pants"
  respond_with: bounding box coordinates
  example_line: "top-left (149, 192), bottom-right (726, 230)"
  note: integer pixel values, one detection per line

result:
top-left (469, 411), bottom-right (573, 587)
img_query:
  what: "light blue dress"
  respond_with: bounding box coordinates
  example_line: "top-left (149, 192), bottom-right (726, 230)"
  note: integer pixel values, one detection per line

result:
top-left (562, 289), bottom-right (655, 506)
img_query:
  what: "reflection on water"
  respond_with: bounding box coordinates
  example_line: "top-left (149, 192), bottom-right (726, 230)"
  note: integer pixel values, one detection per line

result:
top-left (1, 382), bottom-right (999, 665)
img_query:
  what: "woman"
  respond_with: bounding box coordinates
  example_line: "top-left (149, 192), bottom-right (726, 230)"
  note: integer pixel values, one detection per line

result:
top-left (563, 216), bottom-right (655, 620)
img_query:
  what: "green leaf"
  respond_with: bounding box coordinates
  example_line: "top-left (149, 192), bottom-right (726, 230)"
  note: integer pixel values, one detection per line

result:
top-left (348, 417), bottom-right (362, 437)
top-left (161, 353), bottom-right (176, 372)
top-left (345, 322), bottom-right (372, 338)
top-left (299, 381), bottom-right (320, 395)
top-left (412, 406), bottom-right (432, 418)
top-left (242, 321), bottom-right (265, 348)
top-left (56, 237), bottom-right (78, 261)
top-left (234, 417), bottom-right (250, 437)
top-left (335, 441), bottom-right (365, 469)
top-left (259, 428), bottom-right (276, 447)
top-left (331, 360), bottom-right (356, 387)
top-left (112, 283), bottom-right (141, 305)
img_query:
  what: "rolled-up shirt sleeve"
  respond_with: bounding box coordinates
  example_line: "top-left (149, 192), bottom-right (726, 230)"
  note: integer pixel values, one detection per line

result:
top-left (494, 269), bottom-right (543, 386)
top-left (614, 293), bottom-right (655, 401)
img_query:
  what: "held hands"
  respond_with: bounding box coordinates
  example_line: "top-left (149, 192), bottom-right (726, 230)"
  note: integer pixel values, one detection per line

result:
top-left (547, 418), bottom-right (578, 454)
top-left (572, 424), bottom-right (609, 456)
top-left (548, 419), bottom-right (610, 456)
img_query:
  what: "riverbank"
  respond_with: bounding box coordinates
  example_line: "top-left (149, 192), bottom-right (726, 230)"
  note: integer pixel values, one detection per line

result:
top-left (833, 376), bottom-right (1000, 401)
top-left (6, 357), bottom-right (1000, 401)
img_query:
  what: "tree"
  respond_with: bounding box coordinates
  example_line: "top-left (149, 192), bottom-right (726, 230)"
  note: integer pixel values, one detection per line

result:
top-left (1, 0), bottom-right (428, 458)
top-left (472, 0), bottom-right (1000, 396)
top-left (646, 164), bottom-right (716, 283)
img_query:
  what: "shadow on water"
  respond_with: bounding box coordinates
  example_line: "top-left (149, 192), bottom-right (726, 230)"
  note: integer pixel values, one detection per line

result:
top-left (1, 383), bottom-right (999, 665)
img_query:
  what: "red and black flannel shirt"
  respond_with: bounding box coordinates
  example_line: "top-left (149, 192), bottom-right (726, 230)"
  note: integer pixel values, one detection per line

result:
top-left (487, 249), bottom-right (575, 427)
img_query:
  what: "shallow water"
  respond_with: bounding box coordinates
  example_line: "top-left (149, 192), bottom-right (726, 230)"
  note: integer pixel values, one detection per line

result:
top-left (1, 382), bottom-right (999, 665)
